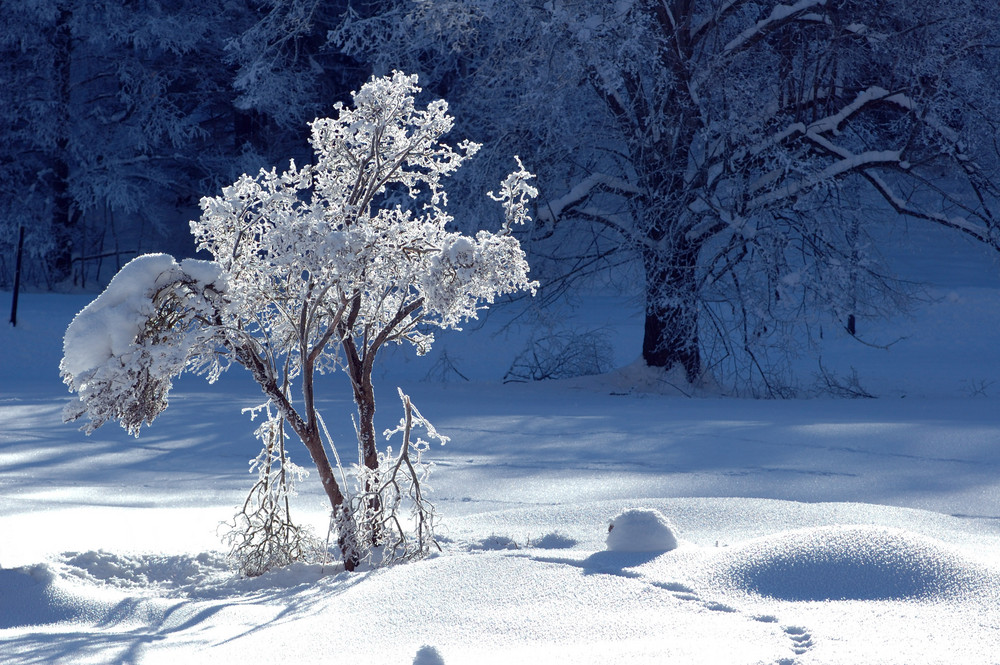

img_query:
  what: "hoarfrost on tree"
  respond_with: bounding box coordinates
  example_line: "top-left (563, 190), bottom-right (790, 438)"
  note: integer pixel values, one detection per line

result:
top-left (60, 71), bottom-right (537, 572)
top-left (338, 0), bottom-right (1000, 395)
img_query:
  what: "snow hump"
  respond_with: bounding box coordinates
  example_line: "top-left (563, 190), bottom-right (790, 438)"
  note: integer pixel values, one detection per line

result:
top-left (606, 508), bottom-right (679, 553)
top-left (719, 525), bottom-right (993, 601)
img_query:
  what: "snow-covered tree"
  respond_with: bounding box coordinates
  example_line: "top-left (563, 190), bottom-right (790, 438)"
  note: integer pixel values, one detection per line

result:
top-left (225, 0), bottom-right (362, 134)
top-left (60, 72), bottom-right (537, 570)
top-left (0, 0), bottom-right (362, 289)
top-left (0, 1), bottom-right (225, 286)
top-left (338, 0), bottom-right (1000, 392)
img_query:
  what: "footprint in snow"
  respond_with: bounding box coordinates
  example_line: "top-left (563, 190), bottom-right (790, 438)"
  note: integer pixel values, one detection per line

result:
top-left (783, 625), bottom-right (815, 655)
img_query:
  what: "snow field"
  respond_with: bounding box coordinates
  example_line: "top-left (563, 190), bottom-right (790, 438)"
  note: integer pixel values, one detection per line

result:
top-left (3, 499), bottom-right (998, 664)
top-left (3, 271), bottom-right (1000, 663)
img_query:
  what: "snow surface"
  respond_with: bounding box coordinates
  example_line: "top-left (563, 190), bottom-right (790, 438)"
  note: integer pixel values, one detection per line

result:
top-left (3, 226), bottom-right (1000, 664)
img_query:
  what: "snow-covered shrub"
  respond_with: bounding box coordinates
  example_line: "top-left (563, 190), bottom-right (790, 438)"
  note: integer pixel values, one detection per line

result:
top-left (606, 508), bottom-right (678, 553)
top-left (223, 406), bottom-right (326, 577)
top-left (61, 72), bottom-right (537, 572)
top-left (504, 328), bottom-right (614, 383)
top-left (347, 389), bottom-right (448, 567)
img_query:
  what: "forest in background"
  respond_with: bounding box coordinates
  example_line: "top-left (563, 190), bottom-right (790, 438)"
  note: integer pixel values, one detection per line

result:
top-left (0, 0), bottom-right (364, 290)
top-left (5, 0), bottom-right (1000, 395)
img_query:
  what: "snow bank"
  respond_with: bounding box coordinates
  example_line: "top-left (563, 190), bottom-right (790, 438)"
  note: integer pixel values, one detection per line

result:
top-left (606, 508), bottom-right (678, 552)
top-left (718, 525), bottom-right (994, 601)
top-left (0, 563), bottom-right (130, 629)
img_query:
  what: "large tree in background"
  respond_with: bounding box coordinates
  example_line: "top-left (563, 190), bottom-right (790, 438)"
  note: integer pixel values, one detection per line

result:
top-left (226, 0), bottom-right (363, 138)
top-left (338, 0), bottom-right (1000, 391)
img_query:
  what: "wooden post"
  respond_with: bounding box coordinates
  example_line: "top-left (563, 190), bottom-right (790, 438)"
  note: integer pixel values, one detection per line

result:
top-left (9, 225), bottom-right (24, 326)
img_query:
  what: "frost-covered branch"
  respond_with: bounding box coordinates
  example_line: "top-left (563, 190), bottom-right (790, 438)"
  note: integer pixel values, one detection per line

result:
top-left (537, 172), bottom-right (641, 225)
top-left (721, 0), bottom-right (828, 56)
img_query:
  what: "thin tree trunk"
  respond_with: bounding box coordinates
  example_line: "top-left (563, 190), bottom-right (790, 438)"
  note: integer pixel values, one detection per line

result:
top-left (9, 226), bottom-right (24, 326)
top-left (353, 375), bottom-right (379, 474)
top-left (341, 335), bottom-right (381, 476)
top-left (340, 332), bottom-right (382, 550)
top-left (235, 343), bottom-right (359, 570)
top-left (296, 427), bottom-right (359, 571)
top-left (51, 8), bottom-right (77, 285)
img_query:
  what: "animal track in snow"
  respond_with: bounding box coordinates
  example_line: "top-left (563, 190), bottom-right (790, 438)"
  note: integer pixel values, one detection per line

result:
top-left (783, 625), bottom-right (815, 655)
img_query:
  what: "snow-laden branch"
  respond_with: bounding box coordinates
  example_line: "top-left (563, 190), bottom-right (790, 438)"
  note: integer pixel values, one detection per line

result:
top-left (862, 170), bottom-right (996, 246)
top-left (60, 254), bottom-right (225, 436)
top-left (736, 87), bottom-right (910, 171)
top-left (722, 0), bottom-right (828, 54)
top-left (750, 149), bottom-right (901, 208)
top-left (807, 87), bottom-right (906, 134)
top-left (537, 173), bottom-right (641, 224)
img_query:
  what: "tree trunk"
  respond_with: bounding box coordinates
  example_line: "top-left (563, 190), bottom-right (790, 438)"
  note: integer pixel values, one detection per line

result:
top-left (342, 335), bottom-right (382, 548)
top-left (342, 337), bottom-right (381, 477)
top-left (51, 154), bottom-right (78, 284)
top-left (235, 343), bottom-right (359, 570)
top-left (298, 428), bottom-right (359, 571)
top-left (353, 375), bottom-right (380, 474)
top-left (641, 243), bottom-right (701, 383)
top-left (9, 226), bottom-right (24, 326)
top-left (351, 367), bottom-right (383, 547)
top-left (50, 8), bottom-right (77, 285)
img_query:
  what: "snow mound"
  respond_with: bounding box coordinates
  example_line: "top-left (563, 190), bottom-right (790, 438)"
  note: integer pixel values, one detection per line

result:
top-left (0, 566), bottom-right (75, 628)
top-left (720, 525), bottom-right (992, 601)
top-left (532, 532), bottom-right (577, 549)
top-left (59, 550), bottom-right (230, 594)
top-left (55, 550), bottom-right (335, 599)
top-left (606, 508), bottom-right (679, 552)
top-left (0, 564), bottom-right (122, 628)
top-left (568, 359), bottom-right (722, 396)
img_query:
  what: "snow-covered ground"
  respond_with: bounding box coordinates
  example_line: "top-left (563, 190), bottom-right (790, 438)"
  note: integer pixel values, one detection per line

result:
top-left (2, 225), bottom-right (1000, 664)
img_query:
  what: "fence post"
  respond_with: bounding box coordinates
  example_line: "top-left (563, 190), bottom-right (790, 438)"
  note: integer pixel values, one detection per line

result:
top-left (9, 225), bottom-right (24, 326)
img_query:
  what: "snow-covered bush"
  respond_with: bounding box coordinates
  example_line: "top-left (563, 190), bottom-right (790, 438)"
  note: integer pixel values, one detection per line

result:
top-left (504, 328), bottom-right (614, 383)
top-left (223, 405), bottom-right (327, 578)
top-left (61, 71), bottom-right (537, 572)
